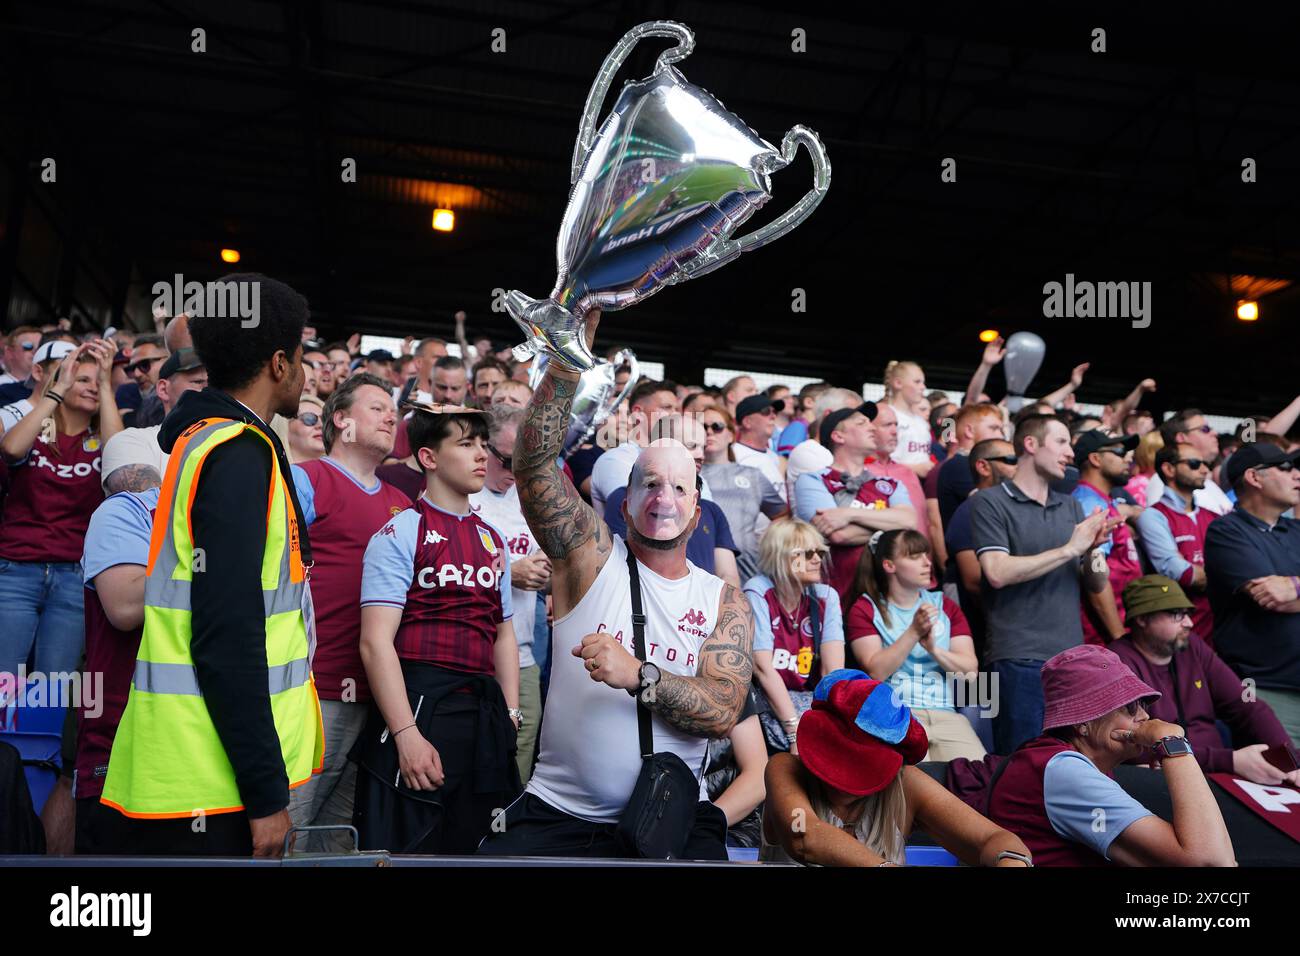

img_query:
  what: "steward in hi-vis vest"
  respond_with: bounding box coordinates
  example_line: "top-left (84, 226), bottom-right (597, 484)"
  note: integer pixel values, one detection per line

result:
top-left (100, 274), bottom-right (324, 858)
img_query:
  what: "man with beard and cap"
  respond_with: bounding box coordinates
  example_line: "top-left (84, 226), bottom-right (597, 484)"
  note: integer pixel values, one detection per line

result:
top-left (1071, 430), bottom-right (1144, 645)
top-left (478, 312), bottom-right (753, 860)
top-left (1109, 576), bottom-right (1296, 785)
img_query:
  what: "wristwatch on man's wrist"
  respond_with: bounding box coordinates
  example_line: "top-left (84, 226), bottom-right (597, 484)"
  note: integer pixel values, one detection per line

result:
top-left (1154, 735), bottom-right (1194, 759)
top-left (628, 662), bottom-right (661, 698)
top-left (508, 708), bottom-right (524, 728)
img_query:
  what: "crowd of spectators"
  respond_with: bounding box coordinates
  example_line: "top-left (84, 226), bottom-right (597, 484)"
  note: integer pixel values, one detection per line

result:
top-left (2, 305), bottom-right (1298, 866)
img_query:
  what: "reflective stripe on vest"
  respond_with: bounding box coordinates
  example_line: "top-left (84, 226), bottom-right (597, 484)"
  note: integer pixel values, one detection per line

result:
top-left (101, 416), bottom-right (324, 819)
top-left (133, 657), bottom-right (311, 696)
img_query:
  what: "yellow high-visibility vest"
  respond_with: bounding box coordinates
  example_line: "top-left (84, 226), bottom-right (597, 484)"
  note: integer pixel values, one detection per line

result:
top-left (101, 416), bottom-right (323, 818)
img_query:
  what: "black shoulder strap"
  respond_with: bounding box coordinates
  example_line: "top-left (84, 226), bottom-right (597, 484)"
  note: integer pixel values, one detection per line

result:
top-left (982, 754), bottom-right (1014, 818)
top-left (626, 547), bottom-right (654, 759)
top-left (806, 586), bottom-right (823, 656)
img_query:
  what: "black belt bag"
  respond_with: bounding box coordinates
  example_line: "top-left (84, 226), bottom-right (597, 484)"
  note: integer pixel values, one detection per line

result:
top-left (615, 548), bottom-right (700, 859)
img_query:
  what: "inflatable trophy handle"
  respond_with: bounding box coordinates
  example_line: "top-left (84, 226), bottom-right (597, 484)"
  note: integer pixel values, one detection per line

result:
top-left (570, 21), bottom-right (695, 184)
top-left (678, 125), bottom-right (832, 282)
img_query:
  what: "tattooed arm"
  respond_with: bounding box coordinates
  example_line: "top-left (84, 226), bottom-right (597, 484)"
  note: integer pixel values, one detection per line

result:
top-left (513, 313), bottom-right (613, 616)
top-left (104, 463), bottom-right (162, 494)
top-left (649, 583), bottom-right (754, 738)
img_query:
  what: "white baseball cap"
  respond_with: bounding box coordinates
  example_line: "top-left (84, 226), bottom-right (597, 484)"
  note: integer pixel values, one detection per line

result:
top-left (33, 340), bottom-right (76, 364)
top-left (786, 439), bottom-right (833, 485)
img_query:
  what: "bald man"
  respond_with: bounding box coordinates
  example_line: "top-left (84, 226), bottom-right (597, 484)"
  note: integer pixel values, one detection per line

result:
top-left (479, 317), bottom-right (754, 860)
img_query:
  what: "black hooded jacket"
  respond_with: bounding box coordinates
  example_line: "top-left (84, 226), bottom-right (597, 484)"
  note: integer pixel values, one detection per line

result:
top-left (157, 387), bottom-right (313, 819)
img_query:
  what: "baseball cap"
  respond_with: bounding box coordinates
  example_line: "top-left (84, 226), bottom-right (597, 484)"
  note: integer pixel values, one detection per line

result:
top-left (1122, 575), bottom-right (1196, 619)
top-left (1224, 442), bottom-right (1300, 488)
top-left (735, 394), bottom-right (785, 423)
top-left (1073, 429), bottom-right (1139, 461)
top-left (818, 402), bottom-right (878, 447)
top-left (33, 341), bottom-right (76, 365)
top-left (365, 348), bottom-right (395, 363)
top-left (158, 347), bottom-right (204, 379)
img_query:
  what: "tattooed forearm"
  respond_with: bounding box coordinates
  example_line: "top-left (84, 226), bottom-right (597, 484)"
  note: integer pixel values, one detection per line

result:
top-left (514, 370), bottom-right (578, 473)
top-left (514, 368), bottom-right (612, 561)
top-left (649, 584), bottom-right (754, 738)
top-left (104, 463), bottom-right (162, 494)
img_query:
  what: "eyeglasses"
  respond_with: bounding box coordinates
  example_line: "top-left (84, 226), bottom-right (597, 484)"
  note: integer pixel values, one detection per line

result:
top-left (1176, 458), bottom-right (1209, 470)
top-left (790, 548), bottom-right (828, 562)
top-left (125, 356), bottom-right (164, 373)
top-left (295, 412), bottom-right (321, 427)
top-left (1190, 424), bottom-right (1215, 435)
top-left (487, 443), bottom-right (512, 469)
top-left (702, 422), bottom-right (730, 434)
top-left (978, 455), bottom-right (1018, 467)
top-left (1121, 699), bottom-right (1153, 718)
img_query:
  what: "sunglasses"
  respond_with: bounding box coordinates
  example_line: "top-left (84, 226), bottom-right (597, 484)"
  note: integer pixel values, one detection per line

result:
top-left (487, 443), bottom-right (512, 469)
top-left (1190, 424), bottom-right (1215, 435)
top-left (1121, 699), bottom-right (1153, 718)
top-left (295, 412), bottom-right (322, 427)
top-left (126, 356), bottom-right (164, 373)
top-left (1176, 458), bottom-right (1209, 470)
top-left (790, 548), bottom-right (829, 562)
top-left (703, 421), bottom-right (730, 434)
top-left (19, 342), bottom-right (35, 352)
top-left (978, 454), bottom-right (1018, 467)
top-left (1253, 461), bottom-right (1296, 474)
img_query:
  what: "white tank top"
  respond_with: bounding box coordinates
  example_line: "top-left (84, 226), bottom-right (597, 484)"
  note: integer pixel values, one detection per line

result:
top-left (526, 535), bottom-right (726, 823)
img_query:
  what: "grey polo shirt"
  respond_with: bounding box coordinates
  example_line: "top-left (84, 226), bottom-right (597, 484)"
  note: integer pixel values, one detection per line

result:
top-left (971, 479), bottom-right (1086, 664)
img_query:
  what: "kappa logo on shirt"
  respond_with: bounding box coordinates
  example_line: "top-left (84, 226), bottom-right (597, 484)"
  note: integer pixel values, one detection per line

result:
top-left (677, 608), bottom-right (709, 638)
top-left (424, 529), bottom-right (446, 545)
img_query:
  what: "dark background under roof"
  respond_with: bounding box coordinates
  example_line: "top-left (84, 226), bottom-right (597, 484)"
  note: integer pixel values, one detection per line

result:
top-left (1, 1), bottom-right (1297, 417)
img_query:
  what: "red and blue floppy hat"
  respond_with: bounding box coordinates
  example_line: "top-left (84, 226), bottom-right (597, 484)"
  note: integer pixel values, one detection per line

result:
top-left (796, 669), bottom-right (929, 797)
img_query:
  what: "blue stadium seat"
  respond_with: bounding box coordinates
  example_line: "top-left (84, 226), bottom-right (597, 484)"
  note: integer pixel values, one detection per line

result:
top-left (905, 845), bottom-right (960, 866)
top-left (0, 680), bottom-right (66, 816)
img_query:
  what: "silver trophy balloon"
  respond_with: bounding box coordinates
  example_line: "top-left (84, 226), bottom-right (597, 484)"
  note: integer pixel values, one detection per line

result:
top-left (506, 20), bottom-right (831, 372)
top-left (1003, 331), bottom-right (1047, 413)
top-left (530, 348), bottom-right (640, 457)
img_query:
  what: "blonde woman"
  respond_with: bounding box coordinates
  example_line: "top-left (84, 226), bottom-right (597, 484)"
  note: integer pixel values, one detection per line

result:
top-left (286, 393), bottom-right (325, 463)
top-left (0, 339), bottom-right (122, 678)
top-left (746, 518), bottom-right (844, 753)
top-left (762, 670), bottom-right (1032, 866)
top-left (883, 360), bottom-right (933, 478)
top-left (1126, 430), bottom-right (1164, 507)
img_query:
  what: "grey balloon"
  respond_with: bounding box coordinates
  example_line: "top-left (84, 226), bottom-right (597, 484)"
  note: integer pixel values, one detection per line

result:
top-left (1003, 331), bottom-right (1047, 400)
top-left (528, 348), bottom-right (640, 458)
top-left (506, 20), bottom-right (831, 372)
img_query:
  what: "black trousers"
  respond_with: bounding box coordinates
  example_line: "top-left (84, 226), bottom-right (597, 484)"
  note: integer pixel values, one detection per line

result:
top-left (95, 803), bottom-right (254, 856)
top-left (353, 694), bottom-right (517, 854)
top-left (477, 792), bottom-right (729, 860)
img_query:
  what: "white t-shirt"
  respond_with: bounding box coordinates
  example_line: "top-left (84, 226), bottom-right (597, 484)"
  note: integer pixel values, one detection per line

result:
top-left (100, 425), bottom-right (167, 490)
top-left (890, 404), bottom-right (933, 465)
top-left (1141, 473), bottom-right (1232, 517)
top-left (589, 440), bottom-right (713, 520)
top-left (0, 399), bottom-right (33, 434)
top-left (730, 442), bottom-right (787, 502)
top-left (526, 535), bottom-right (725, 822)
top-left (469, 482), bottom-right (539, 668)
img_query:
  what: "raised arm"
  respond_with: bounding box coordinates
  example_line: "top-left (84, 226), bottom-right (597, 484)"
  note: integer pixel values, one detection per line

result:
top-left (964, 336), bottom-right (1006, 405)
top-left (513, 313), bottom-right (613, 616)
top-left (1037, 362), bottom-right (1090, 408)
